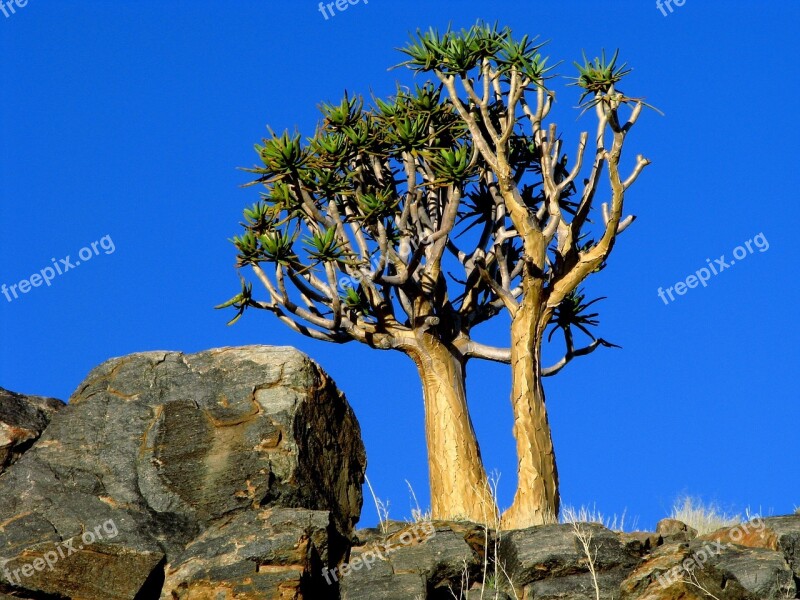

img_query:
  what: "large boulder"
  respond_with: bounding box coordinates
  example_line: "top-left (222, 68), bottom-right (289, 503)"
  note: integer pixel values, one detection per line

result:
top-left (0, 387), bottom-right (64, 474)
top-left (0, 346), bottom-right (365, 600)
top-left (498, 522), bottom-right (642, 599)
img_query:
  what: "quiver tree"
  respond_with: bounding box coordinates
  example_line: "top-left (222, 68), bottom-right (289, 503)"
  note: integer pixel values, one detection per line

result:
top-left (398, 25), bottom-right (652, 528)
top-left (219, 85), bottom-right (512, 521)
top-left (220, 23), bottom-right (652, 528)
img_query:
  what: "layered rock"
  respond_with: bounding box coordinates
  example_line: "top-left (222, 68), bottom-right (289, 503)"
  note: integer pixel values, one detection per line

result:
top-left (2, 347), bottom-right (799, 599)
top-left (0, 387), bottom-right (64, 474)
top-left (0, 346), bottom-right (365, 600)
top-left (339, 521), bottom-right (481, 599)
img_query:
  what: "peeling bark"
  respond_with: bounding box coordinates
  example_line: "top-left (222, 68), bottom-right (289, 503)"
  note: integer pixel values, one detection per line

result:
top-left (501, 288), bottom-right (559, 529)
top-left (405, 333), bottom-right (498, 523)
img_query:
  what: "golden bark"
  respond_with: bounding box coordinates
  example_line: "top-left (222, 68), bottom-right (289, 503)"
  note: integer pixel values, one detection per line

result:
top-left (501, 291), bottom-right (559, 529)
top-left (405, 333), bottom-right (498, 522)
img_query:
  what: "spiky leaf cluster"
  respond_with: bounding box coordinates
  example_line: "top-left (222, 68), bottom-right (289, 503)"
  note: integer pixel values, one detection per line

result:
top-left (547, 289), bottom-right (605, 341)
top-left (221, 22), bottom-right (650, 373)
top-left (399, 24), bottom-right (553, 87)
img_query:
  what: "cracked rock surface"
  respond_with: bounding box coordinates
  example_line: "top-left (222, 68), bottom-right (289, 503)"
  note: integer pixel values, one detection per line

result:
top-left (0, 346), bottom-right (365, 600)
top-left (0, 387), bottom-right (64, 475)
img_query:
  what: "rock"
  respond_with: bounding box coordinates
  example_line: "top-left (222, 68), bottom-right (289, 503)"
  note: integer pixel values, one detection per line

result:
top-left (655, 518), bottom-right (698, 542)
top-left (701, 543), bottom-right (796, 598)
top-left (524, 567), bottom-right (631, 600)
top-left (340, 571), bottom-right (426, 600)
top-left (620, 531), bottom-right (664, 553)
top-left (619, 541), bottom-right (691, 599)
top-left (762, 516), bottom-right (800, 579)
top-left (465, 586), bottom-right (512, 600)
top-left (619, 531), bottom-right (797, 600)
top-left (619, 531), bottom-right (664, 554)
top-left (164, 507), bottom-right (346, 599)
top-left (3, 345), bottom-right (800, 599)
top-left (0, 387), bottom-right (64, 473)
top-left (498, 522), bottom-right (642, 586)
top-left (619, 540), bottom-right (754, 599)
top-left (340, 521), bottom-right (480, 599)
top-left (701, 515), bottom-right (800, 579)
top-left (0, 346), bottom-right (365, 600)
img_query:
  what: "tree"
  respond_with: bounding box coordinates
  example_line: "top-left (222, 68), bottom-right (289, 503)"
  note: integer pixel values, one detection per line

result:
top-left (398, 25), bottom-right (651, 528)
top-left (219, 85), bottom-right (505, 521)
top-left (220, 23), bottom-right (651, 528)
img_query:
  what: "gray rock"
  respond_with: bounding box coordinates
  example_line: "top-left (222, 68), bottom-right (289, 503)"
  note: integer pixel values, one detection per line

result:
top-left (656, 518), bottom-right (698, 543)
top-left (340, 571), bottom-right (427, 600)
top-left (696, 541), bottom-right (797, 598)
top-left (388, 523), bottom-right (479, 584)
top-left (498, 522), bottom-right (641, 586)
top-left (762, 515), bottom-right (800, 579)
top-left (164, 507), bottom-right (345, 599)
top-left (0, 346), bottom-right (365, 600)
top-left (524, 566), bottom-right (630, 600)
top-left (619, 535), bottom-right (789, 600)
top-left (4, 346), bottom-right (799, 600)
top-left (465, 588), bottom-right (512, 600)
top-left (340, 522), bottom-right (481, 599)
top-left (0, 387), bottom-right (63, 473)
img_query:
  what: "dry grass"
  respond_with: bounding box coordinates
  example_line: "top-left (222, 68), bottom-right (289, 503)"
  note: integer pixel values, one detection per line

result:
top-left (561, 507), bottom-right (602, 600)
top-left (449, 471), bottom-right (519, 600)
top-left (682, 571), bottom-right (722, 600)
top-left (559, 504), bottom-right (636, 532)
top-left (405, 480), bottom-right (432, 523)
top-left (669, 496), bottom-right (740, 535)
top-left (364, 474), bottom-right (391, 533)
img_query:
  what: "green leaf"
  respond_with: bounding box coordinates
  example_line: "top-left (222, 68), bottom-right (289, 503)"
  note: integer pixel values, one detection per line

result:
top-left (303, 228), bottom-right (347, 263)
top-left (259, 230), bottom-right (298, 266)
top-left (215, 278), bottom-right (255, 326)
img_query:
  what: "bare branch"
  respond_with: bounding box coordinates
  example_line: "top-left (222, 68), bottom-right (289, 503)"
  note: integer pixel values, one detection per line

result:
top-left (542, 338), bottom-right (619, 377)
top-left (456, 339), bottom-right (512, 364)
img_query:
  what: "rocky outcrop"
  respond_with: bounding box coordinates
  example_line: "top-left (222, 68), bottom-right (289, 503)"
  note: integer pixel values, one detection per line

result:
top-left (334, 516), bottom-right (800, 599)
top-left (303, 516), bottom-right (800, 599)
top-left (0, 387), bottom-right (64, 474)
top-left (618, 517), bottom-right (800, 600)
top-left (1, 346), bottom-right (798, 599)
top-left (0, 346), bottom-right (365, 599)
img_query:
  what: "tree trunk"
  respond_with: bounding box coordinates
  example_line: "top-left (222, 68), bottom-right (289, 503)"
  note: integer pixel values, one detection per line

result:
top-left (405, 333), bottom-right (498, 522)
top-left (501, 296), bottom-right (559, 529)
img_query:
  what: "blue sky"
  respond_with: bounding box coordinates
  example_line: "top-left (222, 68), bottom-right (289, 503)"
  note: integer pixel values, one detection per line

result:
top-left (2, 1), bottom-right (798, 530)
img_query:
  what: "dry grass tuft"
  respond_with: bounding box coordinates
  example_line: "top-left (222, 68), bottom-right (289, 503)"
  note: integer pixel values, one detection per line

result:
top-left (559, 503), bottom-right (636, 532)
top-left (669, 496), bottom-right (740, 535)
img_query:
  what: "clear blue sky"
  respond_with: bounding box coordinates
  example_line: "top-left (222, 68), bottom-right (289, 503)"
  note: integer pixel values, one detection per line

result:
top-left (2, 1), bottom-right (798, 530)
